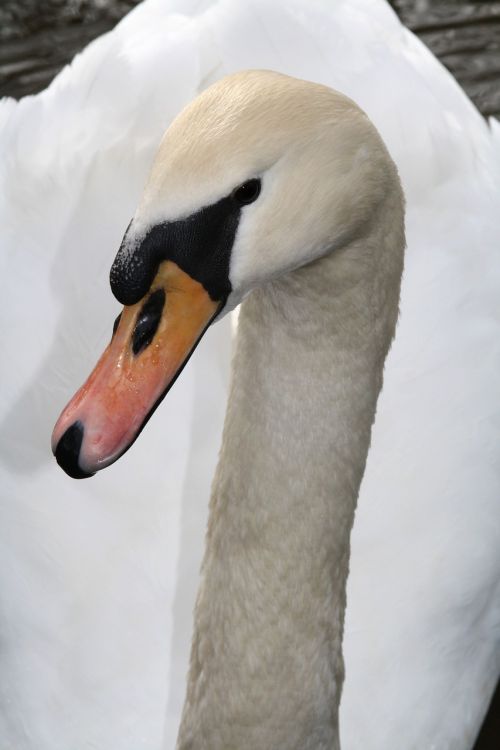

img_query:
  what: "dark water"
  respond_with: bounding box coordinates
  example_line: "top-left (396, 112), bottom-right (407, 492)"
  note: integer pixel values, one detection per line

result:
top-left (0, 0), bottom-right (141, 98)
top-left (0, 0), bottom-right (498, 748)
top-left (391, 0), bottom-right (500, 118)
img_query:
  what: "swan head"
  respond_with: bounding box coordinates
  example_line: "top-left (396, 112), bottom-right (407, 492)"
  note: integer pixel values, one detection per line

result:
top-left (52, 69), bottom-right (403, 478)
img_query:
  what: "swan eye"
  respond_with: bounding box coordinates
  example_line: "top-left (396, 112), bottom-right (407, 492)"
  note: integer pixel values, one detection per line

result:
top-left (232, 179), bottom-right (261, 206)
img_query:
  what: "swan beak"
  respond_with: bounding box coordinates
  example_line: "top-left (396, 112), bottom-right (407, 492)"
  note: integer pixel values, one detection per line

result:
top-left (51, 260), bottom-right (221, 478)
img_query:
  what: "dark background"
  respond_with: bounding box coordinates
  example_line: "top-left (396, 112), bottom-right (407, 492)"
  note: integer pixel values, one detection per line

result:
top-left (0, 0), bottom-right (498, 747)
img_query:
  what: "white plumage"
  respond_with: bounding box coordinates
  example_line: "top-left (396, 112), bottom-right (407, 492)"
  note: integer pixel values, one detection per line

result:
top-left (0, 1), bottom-right (499, 748)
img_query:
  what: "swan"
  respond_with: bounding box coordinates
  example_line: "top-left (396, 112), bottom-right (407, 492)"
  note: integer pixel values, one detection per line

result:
top-left (51, 68), bottom-right (406, 748)
top-left (1, 1), bottom-right (499, 749)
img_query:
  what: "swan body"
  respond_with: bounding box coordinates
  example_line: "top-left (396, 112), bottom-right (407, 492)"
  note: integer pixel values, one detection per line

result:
top-left (1, 1), bottom-right (499, 749)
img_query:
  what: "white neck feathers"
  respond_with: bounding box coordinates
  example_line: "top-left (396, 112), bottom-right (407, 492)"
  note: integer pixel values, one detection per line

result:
top-left (176, 181), bottom-right (404, 750)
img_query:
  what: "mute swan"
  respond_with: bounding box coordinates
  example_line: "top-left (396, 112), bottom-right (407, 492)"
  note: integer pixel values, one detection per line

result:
top-left (1, 1), bottom-right (499, 749)
top-left (52, 69), bottom-right (405, 749)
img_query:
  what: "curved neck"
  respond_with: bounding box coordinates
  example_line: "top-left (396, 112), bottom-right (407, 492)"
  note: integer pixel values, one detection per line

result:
top-left (177, 219), bottom-right (402, 749)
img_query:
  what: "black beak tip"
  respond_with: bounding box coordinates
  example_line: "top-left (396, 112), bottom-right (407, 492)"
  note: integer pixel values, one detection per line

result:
top-left (54, 421), bottom-right (94, 480)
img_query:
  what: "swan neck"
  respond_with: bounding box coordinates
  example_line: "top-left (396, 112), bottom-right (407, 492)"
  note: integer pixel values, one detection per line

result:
top-left (177, 231), bottom-right (402, 749)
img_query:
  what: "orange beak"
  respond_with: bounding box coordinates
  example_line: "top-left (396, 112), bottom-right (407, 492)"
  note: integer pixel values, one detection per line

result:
top-left (51, 261), bottom-right (221, 478)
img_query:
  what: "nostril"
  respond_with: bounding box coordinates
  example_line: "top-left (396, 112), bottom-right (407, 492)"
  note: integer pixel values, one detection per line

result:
top-left (112, 312), bottom-right (122, 339)
top-left (54, 421), bottom-right (94, 479)
top-left (132, 289), bottom-right (166, 356)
